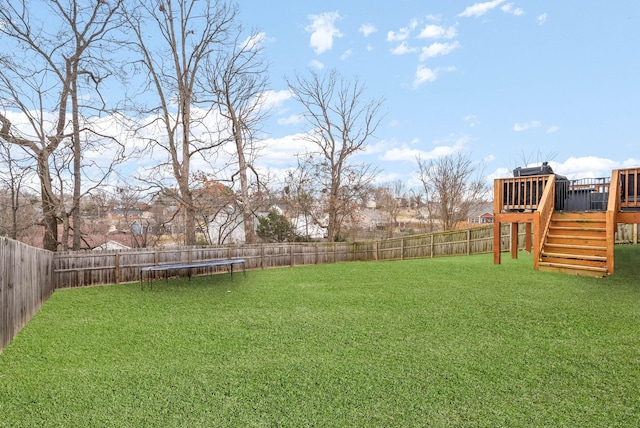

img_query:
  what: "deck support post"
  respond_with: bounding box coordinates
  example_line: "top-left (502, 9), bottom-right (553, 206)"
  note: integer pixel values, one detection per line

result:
top-left (525, 223), bottom-right (532, 253)
top-left (493, 219), bottom-right (501, 264)
top-left (510, 222), bottom-right (519, 259)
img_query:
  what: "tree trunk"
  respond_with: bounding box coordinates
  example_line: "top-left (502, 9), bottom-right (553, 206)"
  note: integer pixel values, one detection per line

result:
top-left (71, 60), bottom-right (82, 250)
top-left (38, 154), bottom-right (58, 252)
top-left (234, 125), bottom-right (256, 244)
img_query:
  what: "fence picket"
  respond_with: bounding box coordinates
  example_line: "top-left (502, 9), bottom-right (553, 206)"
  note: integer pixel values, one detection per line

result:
top-left (49, 224), bottom-right (527, 288)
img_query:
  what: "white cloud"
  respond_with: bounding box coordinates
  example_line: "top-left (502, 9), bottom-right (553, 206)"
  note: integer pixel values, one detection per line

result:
top-left (366, 44), bottom-right (374, 52)
top-left (501, 3), bottom-right (524, 16)
top-left (417, 24), bottom-right (457, 39)
top-left (359, 23), bottom-right (377, 37)
top-left (387, 19), bottom-right (418, 42)
top-left (258, 133), bottom-right (316, 167)
top-left (538, 13), bottom-right (548, 25)
top-left (464, 115), bottom-right (480, 127)
top-left (546, 125), bottom-right (560, 134)
top-left (513, 120), bottom-right (541, 131)
top-left (341, 49), bottom-right (352, 60)
top-left (277, 114), bottom-right (303, 126)
top-left (391, 41), bottom-right (418, 56)
top-left (309, 59), bottom-right (325, 69)
top-left (550, 157), bottom-right (640, 180)
top-left (413, 65), bottom-right (456, 88)
top-left (382, 134), bottom-right (469, 162)
top-left (305, 11), bottom-right (343, 54)
top-left (413, 65), bottom-right (437, 86)
top-left (419, 41), bottom-right (461, 60)
top-left (458, 0), bottom-right (505, 18)
top-left (260, 89), bottom-right (292, 110)
top-left (488, 167), bottom-right (512, 182)
top-left (242, 32), bottom-right (266, 51)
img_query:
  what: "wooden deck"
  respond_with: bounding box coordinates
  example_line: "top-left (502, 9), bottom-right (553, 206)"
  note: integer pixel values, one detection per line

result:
top-left (493, 167), bottom-right (640, 277)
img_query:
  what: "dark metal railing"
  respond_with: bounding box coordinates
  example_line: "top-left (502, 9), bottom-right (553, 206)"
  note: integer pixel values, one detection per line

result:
top-left (620, 168), bottom-right (640, 210)
top-left (556, 177), bottom-right (610, 212)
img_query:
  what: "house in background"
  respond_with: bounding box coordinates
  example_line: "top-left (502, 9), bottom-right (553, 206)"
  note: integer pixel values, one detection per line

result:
top-left (207, 204), bottom-right (246, 245)
top-left (290, 213), bottom-right (326, 240)
top-left (467, 203), bottom-right (494, 225)
top-left (92, 240), bottom-right (131, 251)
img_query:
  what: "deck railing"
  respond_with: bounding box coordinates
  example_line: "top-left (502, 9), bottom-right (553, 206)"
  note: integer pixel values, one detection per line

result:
top-left (498, 175), bottom-right (551, 212)
top-left (619, 168), bottom-right (640, 210)
top-left (497, 175), bottom-right (613, 213)
top-left (558, 177), bottom-right (610, 211)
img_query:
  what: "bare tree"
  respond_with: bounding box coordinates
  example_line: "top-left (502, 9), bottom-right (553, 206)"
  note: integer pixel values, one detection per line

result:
top-left (287, 69), bottom-right (384, 241)
top-left (416, 152), bottom-right (489, 231)
top-left (0, 142), bottom-right (39, 240)
top-left (205, 29), bottom-right (270, 244)
top-left (0, 0), bottom-right (125, 251)
top-left (375, 180), bottom-right (406, 238)
top-left (283, 155), bottom-right (327, 240)
top-left (124, 0), bottom-right (238, 246)
top-left (191, 172), bottom-right (241, 245)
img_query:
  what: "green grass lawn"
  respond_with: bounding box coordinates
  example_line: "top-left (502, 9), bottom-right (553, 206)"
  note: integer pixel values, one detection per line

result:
top-left (2, 247), bottom-right (640, 427)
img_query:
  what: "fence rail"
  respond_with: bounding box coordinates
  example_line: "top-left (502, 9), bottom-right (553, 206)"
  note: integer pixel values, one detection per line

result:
top-left (1, 237), bottom-right (54, 351)
top-left (54, 222), bottom-right (640, 289)
top-left (54, 225), bottom-right (508, 288)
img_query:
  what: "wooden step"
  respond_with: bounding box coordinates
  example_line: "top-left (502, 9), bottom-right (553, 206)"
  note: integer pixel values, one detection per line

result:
top-left (541, 251), bottom-right (607, 262)
top-left (538, 262), bottom-right (607, 278)
top-left (543, 242), bottom-right (606, 251)
top-left (543, 244), bottom-right (606, 258)
top-left (548, 227), bottom-right (606, 238)
top-left (551, 211), bottom-right (606, 220)
top-left (545, 236), bottom-right (606, 248)
top-left (540, 256), bottom-right (606, 269)
top-left (550, 221), bottom-right (606, 229)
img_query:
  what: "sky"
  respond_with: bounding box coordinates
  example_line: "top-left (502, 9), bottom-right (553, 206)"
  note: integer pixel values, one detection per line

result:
top-left (3, 0), bottom-right (640, 195)
top-left (231, 0), bottom-right (640, 187)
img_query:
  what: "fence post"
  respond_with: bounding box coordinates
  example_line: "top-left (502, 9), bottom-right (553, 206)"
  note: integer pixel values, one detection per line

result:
top-left (315, 243), bottom-right (319, 264)
top-left (429, 234), bottom-right (434, 258)
top-left (467, 230), bottom-right (471, 255)
top-left (401, 237), bottom-right (405, 260)
top-left (115, 253), bottom-right (120, 284)
top-left (375, 241), bottom-right (379, 261)
top-left (290, 243), bottom-right (294, 267)
top-left (261, 245), bottom-right (265, 269)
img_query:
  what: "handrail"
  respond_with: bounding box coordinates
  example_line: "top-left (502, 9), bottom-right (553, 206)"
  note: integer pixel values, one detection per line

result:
top-left (606, 169), bottom-right (620, 274)
top-left (498, 175), bottom-right (551, 212)
top-left (534, 174), bottom-right (556, 270)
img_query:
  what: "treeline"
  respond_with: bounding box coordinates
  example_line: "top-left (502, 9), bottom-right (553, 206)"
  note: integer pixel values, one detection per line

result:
top-left (0, 0), bottom-right (487, 252)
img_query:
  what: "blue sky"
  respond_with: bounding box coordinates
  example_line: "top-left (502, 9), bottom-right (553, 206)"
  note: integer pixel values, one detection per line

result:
top-left (235, 0), bottom-right (640, 186)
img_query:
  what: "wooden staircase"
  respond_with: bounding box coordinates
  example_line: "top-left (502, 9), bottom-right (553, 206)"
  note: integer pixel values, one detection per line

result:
top-left (538, 211), bottom-right (608, 277)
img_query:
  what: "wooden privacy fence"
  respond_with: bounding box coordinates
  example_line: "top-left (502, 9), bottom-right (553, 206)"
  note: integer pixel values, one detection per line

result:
top-left (54, 224), bottom-right (528, 288)
top-left (1, 237), bottom-right (54, 351)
